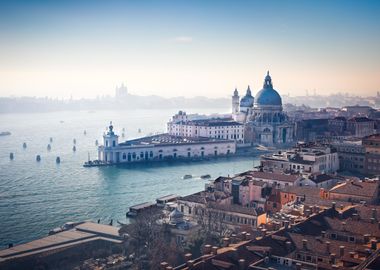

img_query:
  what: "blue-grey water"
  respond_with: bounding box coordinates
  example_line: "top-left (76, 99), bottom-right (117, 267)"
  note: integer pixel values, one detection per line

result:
top-left (0, 109), bottom-right (260, 248)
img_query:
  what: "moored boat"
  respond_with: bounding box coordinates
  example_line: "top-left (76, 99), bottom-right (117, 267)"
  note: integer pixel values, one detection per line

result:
top-left (0, 131), bottom-right (11, 136)
top-left (200, 174), bottom-right (211, 179)
top-left (182, 174), bottom-right (192, 179)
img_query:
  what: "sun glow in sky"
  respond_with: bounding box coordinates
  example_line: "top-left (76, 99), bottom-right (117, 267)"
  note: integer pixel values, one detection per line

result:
top-left (0, 0), bottom-right (379, 98)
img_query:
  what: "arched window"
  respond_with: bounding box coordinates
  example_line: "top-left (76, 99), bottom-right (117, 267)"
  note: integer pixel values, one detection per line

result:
top-left (122, 153), bottom-right (126, 160)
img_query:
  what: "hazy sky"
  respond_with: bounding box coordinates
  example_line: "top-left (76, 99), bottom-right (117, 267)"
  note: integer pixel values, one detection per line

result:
top-left (0, 0), bottom-right (379, 99)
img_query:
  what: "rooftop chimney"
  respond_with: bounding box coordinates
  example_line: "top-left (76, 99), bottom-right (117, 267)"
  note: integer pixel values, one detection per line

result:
top-left (339, 246), bottom-right (345, 257)
top-left (185, 253), bottom-right (192, 262)
top-left (284, 220), bottom-right (290, 229)
top-left (330, 253), bottom-right (336, 264)
top-left (302, 239), bottom-right (308, 250)
top-left (160, 262), bottom-right (169, 270)
top-left (332, 201), bottom-right (336, 210)
top-left (321, 231), bottom-right (326, 238)
top-left (371, 239), bottom-right (377, 250)
top-left (372, 208), bottom-right (377, 220)
top-left (295, 262), bottom-right (302, 270)
top-left (370, 217), bottom-right (376, 224)
top-left (204, 244), bottom-right (212, 254)
top-left (238, 259), bottom-right (245, 270)
top-left (364, 234), bottom-right (371, 243)
top-left (286, 241), bottom-right (292, 252)
top-left (212, 246), bottom-right (218, 255)
top-left (223, 237), bottom-right (230, 247)
top-left (326, 241), bottom-right (331, 254)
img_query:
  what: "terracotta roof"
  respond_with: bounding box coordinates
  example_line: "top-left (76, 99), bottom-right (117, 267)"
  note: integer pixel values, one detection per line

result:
top-left (248, 171), bottom-right (301, 183)
top-left (329, 181), bottom-right (379, 198)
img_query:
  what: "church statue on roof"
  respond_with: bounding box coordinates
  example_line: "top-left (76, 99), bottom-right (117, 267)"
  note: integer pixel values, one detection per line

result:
top-left (231, 71), bottom-right (294, 146)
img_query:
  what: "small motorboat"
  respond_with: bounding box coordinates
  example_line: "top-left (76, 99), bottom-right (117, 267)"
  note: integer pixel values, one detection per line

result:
top-left (56, 157), bottom-right (61, 164)
top-left (23, 142), bottom-right (27, 149)
top-left (0, 131), bottom-right (11, 136)
top-left (72, 145), bottom-right (76, 152)
top-left (200, 174), bottom-right (211, 179)
top-left (36, 155), bottom-right (41, 162)
top-left (182, 174), bottom-right (193, 179)
top-left (9, 153), bottom-right (14, 160)
top-left (47, 144), bottom-right (51, 151)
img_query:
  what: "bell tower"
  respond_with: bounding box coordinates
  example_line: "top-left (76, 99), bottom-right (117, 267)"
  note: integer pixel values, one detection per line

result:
top-left (103, 121), bottom-right (119, 148)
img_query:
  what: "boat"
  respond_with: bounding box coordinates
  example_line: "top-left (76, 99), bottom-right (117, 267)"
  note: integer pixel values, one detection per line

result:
top-left (0, 131), bottom-right (11, 136)
top-left (36, 155), bottom-right (41, 162)
top-left (23, 142), bottom-right (27, 149)
top-left (73, 138), bottom-right (76, 144)
top-left (72, 145), bottom-right (76, 152)
top-left (9, 153), bottom-right (14, 160)
top-left (56, 157), bottom-right (61, 164)
top-left (182, 174), bottom-right (193, 179)
top-left (200, 174), bottom-right (211, 179)
top-left (49, 137), bottom-right (53, 143)
top-left (47, 144), bottom-right (51, 151)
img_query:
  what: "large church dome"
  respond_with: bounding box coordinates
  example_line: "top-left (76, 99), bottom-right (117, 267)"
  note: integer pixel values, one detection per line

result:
top-left (254, 71), bottom-right (282, 106)
top-left (240, 86), bottom-right (254, 107)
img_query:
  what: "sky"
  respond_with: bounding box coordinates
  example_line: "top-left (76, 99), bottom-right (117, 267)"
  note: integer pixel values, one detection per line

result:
top-left (0, 0), bottom-right (379, 99)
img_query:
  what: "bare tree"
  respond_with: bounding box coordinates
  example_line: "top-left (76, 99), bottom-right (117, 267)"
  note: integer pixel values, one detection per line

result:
top-left (119, 208), bottom-right (180, 270)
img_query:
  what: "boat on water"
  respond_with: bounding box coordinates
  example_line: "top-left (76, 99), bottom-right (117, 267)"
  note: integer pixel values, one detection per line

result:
top-left (48, 221), bottom-right (82, 235)
top-left (47, 144), bottom-right (51, 151)
top-left (36, 155), bottom-right (41, 162)
top-left (83, 160), bottom-right (109, 167)
top-left (72, 145), bottom-right (76, 152)
top-left (9, 153), bottom-right (14, 160)
top-left (23, 142), bottom-right (27, 149)
top-left (182, 174), bottom-right (192, 179)
top-left (56, 157), bottom-right (61, 164)
top-left (0, 131), bottom-right (11, 136)
top-left (200, 174), bottom-right (211, 179)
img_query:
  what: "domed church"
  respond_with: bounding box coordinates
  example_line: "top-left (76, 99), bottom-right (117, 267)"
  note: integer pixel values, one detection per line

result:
top-left (232, 71), bottom-right (294, 146)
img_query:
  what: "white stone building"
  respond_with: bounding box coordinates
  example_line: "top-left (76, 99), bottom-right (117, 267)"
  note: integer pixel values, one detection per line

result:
top-left (167, 111), bottom-right (245, 144)
top-left (98, 123), bottom-right (236, 163)
top-left (260, 143), bottom-right (339, 174)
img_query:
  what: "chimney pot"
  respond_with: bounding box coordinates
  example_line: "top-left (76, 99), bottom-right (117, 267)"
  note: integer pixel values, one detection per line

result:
top-left (295, 263), bottom-right (302, 270)
top-left (370, 217), bottom-right (376, 224)
top-left (371, 239), bottom-right (377, 250)
top-left (222, 237), bottom-right (230, 247)
top-left (332, 201), bottom-right (336, 209)
top-left (321, 231), bottom-right (326, 238)
top-left (246, 233), bottom-right (251, 239)
top-left (372, 208), bottom-right (377, 220)
top-left (326, 241), bottom-right (331, 253)
top-left (160, 262), bottom-right (169, 270)
top-left (212, 246), bottom-right (218, 255)
top-left (302, 239), bottom-right (308, 250)
top-left (185, 253), bottom-right (192, 261)
top-left (186, 260), bottom-right (194, 268)
top-left (364, 234), bottom-right (371, 243)
top-left (339, 246), bottom-right (345, 257)
top-left (204, 244), bottom-right (212, 254)
top-left (238, 259), bottom-right (245, 270)
top-left (349, 251), bottom-right (356, 258)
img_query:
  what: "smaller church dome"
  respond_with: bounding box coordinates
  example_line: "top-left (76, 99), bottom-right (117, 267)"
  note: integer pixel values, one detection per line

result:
top-left (240, 85), bottom-right (254, 107)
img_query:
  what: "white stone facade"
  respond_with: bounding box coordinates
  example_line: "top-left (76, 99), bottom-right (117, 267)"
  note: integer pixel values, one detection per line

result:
top-left (98, 125), bottom-right (236, 164)
top-left (167, 111), bottom-right (245, 144)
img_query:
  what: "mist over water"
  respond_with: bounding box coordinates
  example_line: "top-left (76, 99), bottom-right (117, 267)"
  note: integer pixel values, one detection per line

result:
top-left (0, 109), bottom-right (259, 248)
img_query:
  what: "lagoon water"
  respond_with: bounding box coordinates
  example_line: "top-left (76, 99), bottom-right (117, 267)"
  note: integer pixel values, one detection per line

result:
top-left (0, 108), bottom-right (260, 248)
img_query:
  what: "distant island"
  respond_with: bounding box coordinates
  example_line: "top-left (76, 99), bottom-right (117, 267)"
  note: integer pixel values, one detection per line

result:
top-left (0, 84), bottom-right (378, 113)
